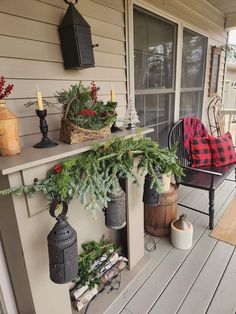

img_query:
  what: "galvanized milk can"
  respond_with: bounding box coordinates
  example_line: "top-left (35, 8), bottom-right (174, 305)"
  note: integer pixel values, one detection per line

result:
top-left (104, 189), bottom-right (126, 230)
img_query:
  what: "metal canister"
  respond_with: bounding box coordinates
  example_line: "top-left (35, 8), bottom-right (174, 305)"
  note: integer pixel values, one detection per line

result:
top-left (104, 189), bottom-right (126, 230)
top-left (171, 214), bottom-right (193, 250)
top-left (143, 173), bottom-right (161, 206)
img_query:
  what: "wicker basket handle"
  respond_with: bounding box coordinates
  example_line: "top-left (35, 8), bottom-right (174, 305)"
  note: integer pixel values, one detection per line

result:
top-left (63, 96), bottom-right (78, 119)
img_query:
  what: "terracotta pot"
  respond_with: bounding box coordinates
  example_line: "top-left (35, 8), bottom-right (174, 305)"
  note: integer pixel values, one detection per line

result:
top-left (0, 100), bottom-right (20, 156)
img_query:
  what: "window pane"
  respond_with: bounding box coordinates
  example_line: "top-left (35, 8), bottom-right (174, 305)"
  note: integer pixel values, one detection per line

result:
top-left (134, 52), bottom-right (148, 89)
top-left (180, 28), bottom-right (207, 118)
top-left (134, 7), bottom-right (177, 146)
top-left (180, 91), bottom-right (204, 117)
top-left (135, 94), bottom-right (174, 146)
top-left (181, 29), bottom-right (207, 88)
top-left (148, 16), bottom-right (175, 89)
top-left (134, 8), bottom-right (176, 90)
top-left (135, 95), bottom-right (145, 126)
top-left (134, 9), bottom-right (148, 51)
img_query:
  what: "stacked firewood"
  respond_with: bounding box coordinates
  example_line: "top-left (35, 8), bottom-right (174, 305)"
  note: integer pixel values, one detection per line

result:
top-left (70, 250), bottom-right (127, 311)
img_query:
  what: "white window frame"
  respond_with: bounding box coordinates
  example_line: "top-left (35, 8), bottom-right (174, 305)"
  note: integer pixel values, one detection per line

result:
top-left (125, 0), bottom-right (210, 123)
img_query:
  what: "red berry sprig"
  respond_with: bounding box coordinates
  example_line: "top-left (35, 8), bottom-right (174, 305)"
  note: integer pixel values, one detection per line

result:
top-left (80, 108), bottom-right (97, 115)
top-left (54, 164), bottom-right (63, 173)
top-left (0, 76), bottom-right (14, 100)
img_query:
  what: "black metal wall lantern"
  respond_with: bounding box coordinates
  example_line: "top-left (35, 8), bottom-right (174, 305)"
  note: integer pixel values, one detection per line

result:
top-left (59, 0), bottom-right (97, 69)
top-left (47, 200), bottom-right (78, 284)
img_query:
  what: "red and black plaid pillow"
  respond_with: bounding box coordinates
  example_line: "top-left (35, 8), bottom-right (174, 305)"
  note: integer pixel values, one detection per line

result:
top-left (208, 132), bottom-right (236, 166)
top-left (190, 137), bottom-right (212, 167)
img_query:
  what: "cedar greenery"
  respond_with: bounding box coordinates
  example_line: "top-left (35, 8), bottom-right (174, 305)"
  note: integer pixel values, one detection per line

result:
top-left (57, 82), bottom-right (117, 130)
top-left (74, 235), bottom-right (117, 289)
top-left (0, 135), bottom-right (183, 218)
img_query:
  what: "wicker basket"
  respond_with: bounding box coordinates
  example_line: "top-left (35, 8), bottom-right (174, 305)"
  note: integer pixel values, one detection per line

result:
top-left (60, 96), bottom-right (111, 144)
top-left (60, 118), bottom-right (111, 144)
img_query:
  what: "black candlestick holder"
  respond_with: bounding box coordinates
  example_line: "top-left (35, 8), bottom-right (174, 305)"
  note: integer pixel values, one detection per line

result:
top-left (34, 109), bottom-right (58, 148)
top-left (111, 121), bottom-right (123, 133)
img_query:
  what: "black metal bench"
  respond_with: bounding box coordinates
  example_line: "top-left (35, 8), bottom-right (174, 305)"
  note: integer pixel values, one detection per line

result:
top-left (168, 118), bottom-right (236, 229)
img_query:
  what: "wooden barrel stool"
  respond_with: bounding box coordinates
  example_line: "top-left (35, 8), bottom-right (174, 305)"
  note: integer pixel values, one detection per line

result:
top-left (144, 184), bottom-right (177, 237)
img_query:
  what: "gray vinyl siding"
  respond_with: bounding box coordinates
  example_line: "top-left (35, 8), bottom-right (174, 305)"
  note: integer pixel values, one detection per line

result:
top-left (0, 0), bottom-right (228, 146)
top-left (0, 0), bottom-right (126, 147)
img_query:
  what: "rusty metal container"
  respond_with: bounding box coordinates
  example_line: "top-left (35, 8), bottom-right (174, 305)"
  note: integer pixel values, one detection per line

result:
top-left (144, 184), bottom-right (177, 237)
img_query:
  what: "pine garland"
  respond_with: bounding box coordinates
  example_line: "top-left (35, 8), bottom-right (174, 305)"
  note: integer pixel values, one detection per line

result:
top-left (0, 135), bottom-right (183, 218)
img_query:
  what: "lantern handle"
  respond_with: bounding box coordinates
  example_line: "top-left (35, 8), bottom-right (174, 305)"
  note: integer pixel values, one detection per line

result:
top-left (64, 0), bottom-right (78, 5)
top-left (49, 200), bottom-right (68, 220)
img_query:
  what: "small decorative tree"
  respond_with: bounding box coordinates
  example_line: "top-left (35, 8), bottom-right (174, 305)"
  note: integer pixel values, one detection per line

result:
top-left (125, 96), bottom-right (140, 129)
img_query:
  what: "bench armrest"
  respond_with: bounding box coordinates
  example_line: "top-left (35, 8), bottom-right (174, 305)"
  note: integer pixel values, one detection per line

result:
top-left (182, 166), bottom-right (222, 176)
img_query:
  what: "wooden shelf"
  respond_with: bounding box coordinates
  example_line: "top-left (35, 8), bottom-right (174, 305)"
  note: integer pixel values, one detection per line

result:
top-left (0, 127), bottom-right (153, 175)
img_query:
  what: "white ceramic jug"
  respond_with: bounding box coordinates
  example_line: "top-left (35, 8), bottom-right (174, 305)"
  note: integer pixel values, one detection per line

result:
top-left (171, 214), bottom-right (193, 250)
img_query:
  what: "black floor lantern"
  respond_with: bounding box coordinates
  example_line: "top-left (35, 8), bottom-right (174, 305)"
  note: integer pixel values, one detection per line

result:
top-left (104, 189), bottom-right (126, 230)
top-left (59, 0), bottom-right (97, 69)
top-left (47, 200), bottom-right (78, 284)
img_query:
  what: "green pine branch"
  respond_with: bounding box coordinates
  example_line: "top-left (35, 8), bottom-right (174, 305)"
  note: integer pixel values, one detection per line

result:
top-left (0, 135), bottom-right (183, 217)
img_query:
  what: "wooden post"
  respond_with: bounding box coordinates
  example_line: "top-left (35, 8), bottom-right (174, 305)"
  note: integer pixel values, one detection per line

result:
top-left (126, 165), bottom-right (145, 270)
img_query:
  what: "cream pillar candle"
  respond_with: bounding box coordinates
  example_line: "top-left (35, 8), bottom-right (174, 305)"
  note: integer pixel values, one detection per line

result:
top-left (111, 89), bottom-right (115, 102)
top-left (36, 89), bottom-right (44, 111)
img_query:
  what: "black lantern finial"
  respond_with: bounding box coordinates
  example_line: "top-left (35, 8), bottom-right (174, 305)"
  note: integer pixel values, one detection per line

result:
top-left (59, 0), bottom-right (96, 69)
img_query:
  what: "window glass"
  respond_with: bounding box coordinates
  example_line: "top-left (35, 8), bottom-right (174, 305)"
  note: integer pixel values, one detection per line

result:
top-left (180, 28), bottom-right (207, 117)
top-left (135, 93), bottom-right (175, 146)
top-left (134, 7), bottom-right (177, 146)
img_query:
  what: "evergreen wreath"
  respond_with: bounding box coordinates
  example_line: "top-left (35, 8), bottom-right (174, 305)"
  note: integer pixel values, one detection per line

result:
top-left (0, 135), bottom-right (183, 218)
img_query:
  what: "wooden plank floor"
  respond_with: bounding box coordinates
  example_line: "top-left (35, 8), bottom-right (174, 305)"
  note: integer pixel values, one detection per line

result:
top-left (109, 176), bottom-right (236, 314)
top-left (83, 175), bottom-right (236, 314)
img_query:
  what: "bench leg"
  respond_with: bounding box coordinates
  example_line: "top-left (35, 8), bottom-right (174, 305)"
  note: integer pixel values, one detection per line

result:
top-left (209, 190), bottom-right (215, 230)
